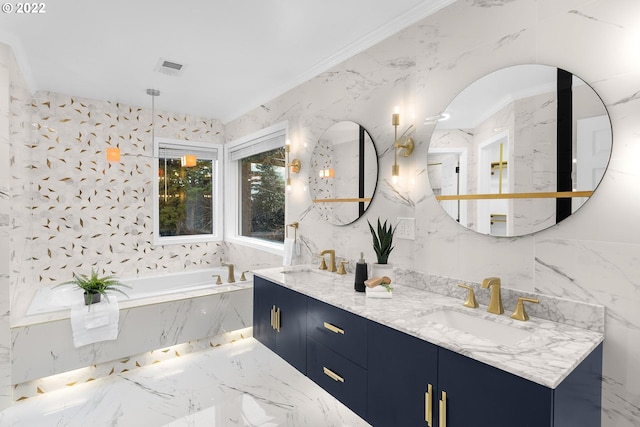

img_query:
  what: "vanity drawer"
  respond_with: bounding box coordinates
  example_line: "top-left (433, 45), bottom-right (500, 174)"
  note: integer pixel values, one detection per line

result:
top-left (306, 297), bottom-right (367, 368)
top-left (306, 338), bottom-right (367, 419)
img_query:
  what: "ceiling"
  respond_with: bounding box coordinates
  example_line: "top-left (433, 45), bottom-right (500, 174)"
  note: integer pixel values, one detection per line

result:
top-left (0, 0), bottom-right (453, 123)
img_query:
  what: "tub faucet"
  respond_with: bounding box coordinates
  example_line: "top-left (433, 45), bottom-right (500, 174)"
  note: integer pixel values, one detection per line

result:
top-left (221, 262), bottom-right (236, 283)
top-left (481, 277), bottom-right (504, 314)
top-left (319, 249), bottom-right (337, 272)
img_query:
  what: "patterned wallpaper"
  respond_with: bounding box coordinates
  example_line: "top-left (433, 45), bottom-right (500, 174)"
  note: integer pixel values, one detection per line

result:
top-left (11, 91), bottom-right (226, 321)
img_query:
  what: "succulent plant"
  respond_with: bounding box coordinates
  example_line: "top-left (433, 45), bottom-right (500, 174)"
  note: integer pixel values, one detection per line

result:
top-left (368, 218), bottom-right (396, 264)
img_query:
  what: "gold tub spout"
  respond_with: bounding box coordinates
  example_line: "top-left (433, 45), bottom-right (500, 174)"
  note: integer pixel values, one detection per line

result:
top-left (221, 262), bottom-right (236, 283)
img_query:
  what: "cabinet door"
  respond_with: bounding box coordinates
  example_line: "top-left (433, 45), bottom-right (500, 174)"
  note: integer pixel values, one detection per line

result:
top-left (367, 320), bottom-right (439, 427)
top-left (438, 347), bottom-right (553, 427)
top-left (276, 285), bottom-right (307, 374)
top-left (253, 276), bottom-right (277, 352)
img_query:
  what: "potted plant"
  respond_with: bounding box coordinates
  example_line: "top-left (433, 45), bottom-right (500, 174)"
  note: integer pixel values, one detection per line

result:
top-left (56, 269), bottom-right (130, 305)
top-left (368, 218), bottom-right (396, 280)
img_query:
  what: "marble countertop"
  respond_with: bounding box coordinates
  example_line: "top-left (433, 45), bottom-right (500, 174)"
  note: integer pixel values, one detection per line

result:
top-left (253, 265), bottom-right (604, 389)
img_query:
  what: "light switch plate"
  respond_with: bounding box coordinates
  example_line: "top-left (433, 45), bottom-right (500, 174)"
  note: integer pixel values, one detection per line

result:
top-left (396, 217), bottom-right (415, 240)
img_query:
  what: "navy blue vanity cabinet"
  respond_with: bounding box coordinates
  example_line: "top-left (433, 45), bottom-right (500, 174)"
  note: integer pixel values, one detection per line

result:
top-left (253, 276), bottom-right (307, 374)
top-left (367, 320), bottom-right (439, 427)
top-left (438, 347), bottom-right (553, 427)
top-left (306, 297), bottom-right (369, 419)
top-left (437, 343), bottom-right (602, 427)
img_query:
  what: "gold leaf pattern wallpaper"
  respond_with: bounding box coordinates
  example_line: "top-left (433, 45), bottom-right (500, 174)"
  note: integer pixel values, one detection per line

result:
top-left (12, 90), bottom-right (225, 320)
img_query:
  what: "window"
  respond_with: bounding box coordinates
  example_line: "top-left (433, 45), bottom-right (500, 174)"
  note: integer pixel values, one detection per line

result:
top-left (153, 138), bottom-right (222, 245)
top-left (225, 122), bottom-right (287, 254)
top-left (239, 147), bottom-right (286, 243)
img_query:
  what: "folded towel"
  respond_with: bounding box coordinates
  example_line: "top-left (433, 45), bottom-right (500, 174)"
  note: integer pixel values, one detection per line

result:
top-left (283, 237), bottom-right (295, 266)
top-left (70, 296), bottom-right (120, 348)
top-left (366, 285), bottom-right (393, 299)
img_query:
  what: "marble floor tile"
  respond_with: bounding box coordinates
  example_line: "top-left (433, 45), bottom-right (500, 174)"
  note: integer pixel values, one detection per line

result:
top-left (0, 338), bottom-right (369, 427)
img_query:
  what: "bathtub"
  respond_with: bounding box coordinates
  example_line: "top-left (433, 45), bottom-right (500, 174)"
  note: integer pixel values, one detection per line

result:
top-left (26, 268), bottom-right (252, 316)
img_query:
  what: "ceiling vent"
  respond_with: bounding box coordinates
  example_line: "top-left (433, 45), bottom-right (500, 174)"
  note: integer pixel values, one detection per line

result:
top-left (154, 58), bottom-right (186, 77)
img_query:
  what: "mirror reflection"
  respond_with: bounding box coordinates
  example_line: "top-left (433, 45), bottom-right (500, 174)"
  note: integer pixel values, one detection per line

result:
top-left (428, 64), bottom-right (612, 237)
top-left (309, 121), bottom-right (378, 226)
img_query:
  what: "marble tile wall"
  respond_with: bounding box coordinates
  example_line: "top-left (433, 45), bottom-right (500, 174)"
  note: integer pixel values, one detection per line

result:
top-left (224, 1), bottom-right (640, 425)
top-left (9, 90), bottom-right (228, 323)
top-left (0, 43), bottom-right (12, 411)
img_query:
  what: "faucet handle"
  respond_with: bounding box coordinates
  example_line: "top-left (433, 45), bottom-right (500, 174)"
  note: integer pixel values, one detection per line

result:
top-left (240, 271), bottom-right (249, 281)
top-left (510, 297), bottom-right (539, 321)
top-left (337, 260), bottom-right (348, 275)
top-left (212, 274), bottom-right (222, 285)
top-left (317, 255), bottom-right (328, 270)
top-left (457, 284), bottom-right (478, 308)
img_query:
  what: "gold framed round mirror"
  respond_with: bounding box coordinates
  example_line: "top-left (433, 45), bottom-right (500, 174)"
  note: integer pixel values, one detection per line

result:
top-left (309, 121), bottom-right (378, 226)
top-left (428, 64), bottom-right (612, 237)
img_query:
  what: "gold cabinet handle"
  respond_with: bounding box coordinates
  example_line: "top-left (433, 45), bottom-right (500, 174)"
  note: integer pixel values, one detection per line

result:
top-left (275, 307), bottom-right (281, 332)
top-left (270, 305), bottom-right (276, 329)
top-left (323, 367), bottom-right (344, 383)
top-left (323, 321), bottom-right (345, 335)
top-left (425, 383), bottom-right (433, 426)
top-left (439, 391), bottom-right (447, 427)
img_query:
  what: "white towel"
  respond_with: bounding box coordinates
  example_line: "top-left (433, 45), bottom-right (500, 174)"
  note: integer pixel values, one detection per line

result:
top-left (283, 237), bottom-right (295, 266)
top-left (366, 285), bottom-right (393, 299)
top-left (70, 296), bottom-right (120, 348)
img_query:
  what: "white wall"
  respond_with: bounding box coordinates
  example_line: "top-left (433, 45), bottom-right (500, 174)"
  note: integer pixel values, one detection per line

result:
top-left (225, 1), bottom-right (640, 425)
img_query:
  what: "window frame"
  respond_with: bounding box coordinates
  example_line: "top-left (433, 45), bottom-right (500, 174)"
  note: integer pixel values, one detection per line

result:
top-left (224, 122), bottom-right (288, 255)
top-left (152, 137), bottom-right (223, 246)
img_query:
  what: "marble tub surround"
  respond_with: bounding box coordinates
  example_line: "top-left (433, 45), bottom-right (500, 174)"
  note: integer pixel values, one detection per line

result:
top-left (256, 265), bottom-right (603, 388)
top-left (11, 286), bottom-right (252, 385)
top-left (393, 268), bottom-right (605, 334)
top-left (0, 339), bottom-right (369, 427)
top-left (12, 328), bottom-right (250, 402)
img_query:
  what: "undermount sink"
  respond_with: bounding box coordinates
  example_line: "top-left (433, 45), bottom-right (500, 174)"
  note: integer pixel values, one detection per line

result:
top-left (421, 309), bottom-right (532, 346)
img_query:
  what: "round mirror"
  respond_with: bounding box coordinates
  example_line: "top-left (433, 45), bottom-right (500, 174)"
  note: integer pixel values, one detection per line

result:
top-left (309, 121), bottom-right (378, 226)
top-left (428, 64), bottom-right (612, 236)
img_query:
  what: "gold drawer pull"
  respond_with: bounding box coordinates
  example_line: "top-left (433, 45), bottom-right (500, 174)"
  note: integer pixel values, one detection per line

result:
top-left (275, 307), bottom-right (281, 332)
top-left (425, 383), bottom-right (433, 426)
top-left (323, 322), bottom-right (344, 335)
top-left (323, 367), bottom-right (344, 383)
top-left (439, 391), bottom-right (447, 427)
top-left (270, 305), bottom-right (276, 329)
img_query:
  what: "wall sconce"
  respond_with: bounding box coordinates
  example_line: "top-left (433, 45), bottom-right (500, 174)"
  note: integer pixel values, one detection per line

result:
top-left (391, 108), bottom-right (414, 182)
top-left (106, 147), bottom-right (121, 162)
top-left (181, 154), bottom-right (197, 167)
top-left (285, 140), bottom-right (301, 190)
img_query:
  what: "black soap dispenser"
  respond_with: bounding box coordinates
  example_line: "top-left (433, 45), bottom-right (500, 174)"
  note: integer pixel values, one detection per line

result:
top-left (354, 252), bottom-right (368, 292)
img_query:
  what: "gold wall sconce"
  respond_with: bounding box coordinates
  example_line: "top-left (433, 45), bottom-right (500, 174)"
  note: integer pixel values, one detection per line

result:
top-left (106, 147), bottom-right (121, 162)
top-left (285, 141), bottom-right (301, 190)
top-left (181, 154), bottom-right (197, 167)
top-left (391, 108), bottom-right (414, 181)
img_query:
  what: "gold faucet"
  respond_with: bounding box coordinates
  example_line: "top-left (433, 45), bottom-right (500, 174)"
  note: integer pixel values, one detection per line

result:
top-left (319, 249), bottom-right (337, 272)
top-left (221, 262), bottom-right (236, 283)
top-left (510, 297), bottom-right (539, 321)
top-left (481, 277), bottom-right (504, 314)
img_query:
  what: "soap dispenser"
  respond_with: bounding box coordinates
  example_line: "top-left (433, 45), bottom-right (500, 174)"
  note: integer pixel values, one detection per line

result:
top-left (354, 252), bottom-right (368, 292)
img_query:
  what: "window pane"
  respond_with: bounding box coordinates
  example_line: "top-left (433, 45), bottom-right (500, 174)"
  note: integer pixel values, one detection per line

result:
top-left (240, 147), bottom-right (285, 243)
top-left (158, 158), bottom-right (214, 237)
